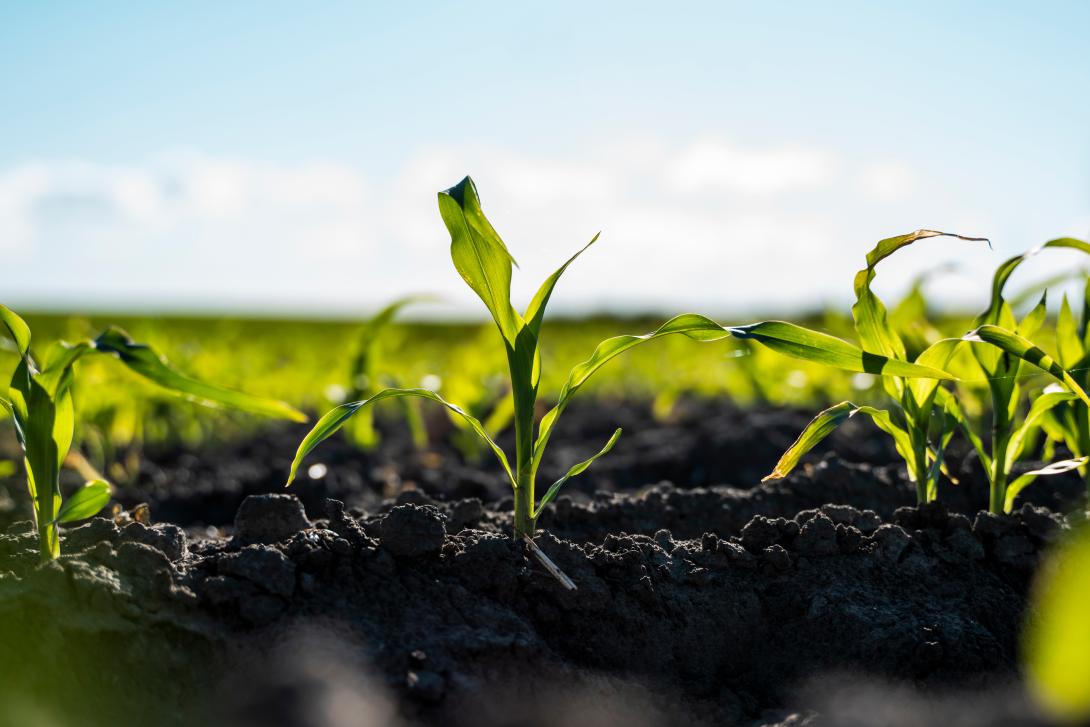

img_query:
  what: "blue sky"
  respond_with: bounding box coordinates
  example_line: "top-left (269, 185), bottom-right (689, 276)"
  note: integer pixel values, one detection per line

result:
top-left (2, 1), bottom-right (1089, 316)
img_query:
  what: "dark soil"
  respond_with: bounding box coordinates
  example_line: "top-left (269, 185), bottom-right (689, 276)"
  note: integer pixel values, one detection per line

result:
top-left (0, 398), bottom-right (1086, 726)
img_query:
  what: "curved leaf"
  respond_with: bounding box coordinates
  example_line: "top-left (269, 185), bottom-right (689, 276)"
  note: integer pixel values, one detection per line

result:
top-left (729, 321), bottom-right (957, 380)
top-left (93, 327), bottom-right (307, 422)
top-left (532, 428), bottom-right (621, 518)
top-left (0, 304), bottom-right (31, 358)
top-left (55, 480), bottom-right (111, 524)
top-left (1005, 458), bottom-right (1090, 513)
top-left (288, 388), bottom-right (514, 488)
top-left (763, 402), bottom-right (912, 482)
top-left (1007, 391), bottom-right (1078, 470)
top-left (964, 325), bottom-right (1090, 407)
top-left (438, 176), bottom-right (522, 345)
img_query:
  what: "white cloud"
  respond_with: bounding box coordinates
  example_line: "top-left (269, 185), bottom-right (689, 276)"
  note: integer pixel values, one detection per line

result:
top-left (2, 139), bottom-right (1047, 315)
top-left (666, 138), bottom-right (839, 196)
top-left (857, 161), bottom-right (917, 202)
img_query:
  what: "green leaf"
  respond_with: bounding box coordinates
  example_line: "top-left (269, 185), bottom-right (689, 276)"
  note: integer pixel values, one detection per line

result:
top-left (1005, 458), bottom-right (1089, 514)
top-left (55, 480), bottom-right (111, 524)
top-left (288, 388), bottom-right (514, 488)
top-left (532, 428), bottom-right (621, 518)
top-left (763, 402), bottom-right (913, 482)
top-left (92, 327), bottom-right (307, 422)
top-left (964, 325), bottom-right (1090, 407)
top-left (1006, 390), bottom-right (1078, 470)
top-left (0, 303), bottom-right (31, 358)
top-left (438, 176), bottom-right (522, 345)
top-left (729, 321), bottom-right (958, 380)
top-left (1025, 525), bottom-right (1090, 720)
top-left (1057, 294), bottom-right (1083, 369)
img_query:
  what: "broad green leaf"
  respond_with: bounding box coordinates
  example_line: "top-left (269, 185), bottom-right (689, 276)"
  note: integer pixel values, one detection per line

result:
top-left (533, 428), bottom-right (621, 518)
top-left (0, 303), bottom-right (31, 357)
top-left (1006, 390), bottom-right (1077, 470)
top-left (438, 176), bottom-right (522, 345)
top-left (763, 402), bottom-right (912, 482)
top-left (964, 325), bottom-right (1090, 407)
top-left (1057, 295), bottom-right (1082, 369)
top-left (93, 327), bottom-right (307, 422)
top-left (729, 321), bottom-right (957, 380)
top-left (288, 388), bottom-right (514, 489)
top-left (0, 395), bottom-right (11, 419)
top-left (1025, 525), bottom-right (1090, 720)
top-left (55, 480), bottom-right (111, 524)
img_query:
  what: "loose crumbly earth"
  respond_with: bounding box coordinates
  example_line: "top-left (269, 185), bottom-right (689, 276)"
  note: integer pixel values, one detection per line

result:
top-left (0, 400), bottom-right (1085, 726)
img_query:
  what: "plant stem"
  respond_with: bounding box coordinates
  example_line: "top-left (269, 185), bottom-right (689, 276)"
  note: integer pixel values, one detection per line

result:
top-left (991, 424), bottom-right (1011, 514)
top-left (912, 442), bottom-right (929, 505)
top-left (514, 466), bottom-right (535, 537)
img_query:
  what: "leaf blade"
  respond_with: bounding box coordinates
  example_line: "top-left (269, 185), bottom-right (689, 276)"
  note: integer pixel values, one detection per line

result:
top-left (93, 327), bottom-right (307, 422)
top-left (288, 388), bottom-right (515, 489)
top-left (55, 480), bottom-right (111, 524)
top-left (532, 428), bottom-right (621, 518)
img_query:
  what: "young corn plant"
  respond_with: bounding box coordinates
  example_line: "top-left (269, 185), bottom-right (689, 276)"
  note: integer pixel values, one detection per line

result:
top-left (958, 238), bottom-right (1090, 512)
top-left (287, 177), bottom-right (956, 538)
top-left (762, 230), bottom-right (988, 503)
top-left (0, 305), bottom-right (306, 560)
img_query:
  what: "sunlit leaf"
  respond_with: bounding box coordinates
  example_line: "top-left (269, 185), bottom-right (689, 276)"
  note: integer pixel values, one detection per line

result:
top-left (55, 480), bottom-right (111, 524)
top-left (93, 327), bottom-right (307, 422)
top-left (288, 388), bottom-right (515, 488)
top-left (1057, 294), bottom-right (1083, 369)
top-left (533, 428), bottom-right (621, 517)
top-left (0, 303), bottom-right (31, 358)
top-left (730, 321), bottom-right (957, 380)
top-left (1005, 391), bottom-right (1078, 470)
top-left (763, 401), bottom-right (912, 481)
top-left (964, 325), bottom-right (1090, 406)
top-left (438, 176), bottom-right (523, 345)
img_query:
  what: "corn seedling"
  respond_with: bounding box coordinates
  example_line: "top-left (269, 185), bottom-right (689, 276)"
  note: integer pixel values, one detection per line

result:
top-left (288, 177), bottom-right (956, 538)
top-left (956, 238), bottom-right (1090, 512)
top-left (0, 304), bottom-right (306, 560)
top-left (763, 230), bottom-right (986, 503)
